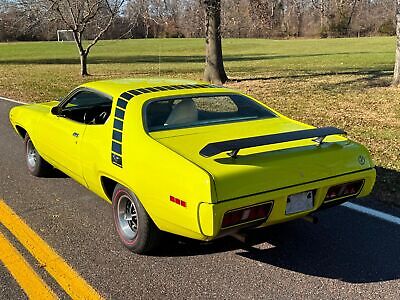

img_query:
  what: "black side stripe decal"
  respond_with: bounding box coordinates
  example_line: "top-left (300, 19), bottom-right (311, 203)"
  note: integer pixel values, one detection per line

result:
top-left (111, 83), bottom-right (221, 168)
top-left (111, 153), bottom-right (122, 167)
top-left (113, 119), bottom-right (123, 131)
top-left (112, 141), bottom-right (122, 154)
top-left (112, 130), bottom-right (122, 142)
top-left (116, 98), bottom-right (128, 109)
top-left (115, 108), bottom-right (125, 120)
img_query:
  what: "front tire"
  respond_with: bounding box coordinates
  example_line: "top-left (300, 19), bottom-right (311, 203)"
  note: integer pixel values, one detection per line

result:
top-left (25, 134), bottom-right (52, 177)
top-left (112, 184), bottom-right (161, 254)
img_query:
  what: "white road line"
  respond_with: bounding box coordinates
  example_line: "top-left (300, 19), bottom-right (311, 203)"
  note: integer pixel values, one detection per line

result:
top-left (0, 96), bottom-right (25, 104)
top-left (342, 202), bottom-right (400, 225)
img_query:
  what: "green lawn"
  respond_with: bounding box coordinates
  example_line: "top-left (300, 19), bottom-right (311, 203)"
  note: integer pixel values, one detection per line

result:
top-left (0, 37), bottom-right (399, 205)
top-left (0, 37), bottom-right (397, 100)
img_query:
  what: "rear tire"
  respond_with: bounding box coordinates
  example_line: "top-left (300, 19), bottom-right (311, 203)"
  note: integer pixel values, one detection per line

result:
top-left (24, 134), bottom-right (52, 177)
top-left (112, 184), bottom-right (161, 254)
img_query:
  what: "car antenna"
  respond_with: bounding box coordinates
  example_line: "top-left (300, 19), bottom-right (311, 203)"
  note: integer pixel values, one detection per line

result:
top-left (158, 38), bottom-right (161, 77)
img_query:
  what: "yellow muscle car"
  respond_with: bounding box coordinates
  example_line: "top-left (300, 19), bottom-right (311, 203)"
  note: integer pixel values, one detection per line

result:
top-left (9, 79), bottom-right (376, 254)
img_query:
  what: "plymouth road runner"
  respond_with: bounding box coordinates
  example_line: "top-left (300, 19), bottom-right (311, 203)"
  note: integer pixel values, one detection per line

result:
top-left (9, 79), bottom-right (376, 253)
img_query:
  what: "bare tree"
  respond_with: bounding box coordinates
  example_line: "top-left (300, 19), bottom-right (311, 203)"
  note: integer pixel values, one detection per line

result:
top-left (288, 0), bottom-right (307, 37)
top-left (1, 0), bottom-right (398, 42)
top-left (48, 0), bottom-right (125, 76)
top-left (333, 0), bottom-right (360, 36)
top-left (393, 0), bottom-right (400, 86)
top-left (311, 0), bottom-right (331, 36)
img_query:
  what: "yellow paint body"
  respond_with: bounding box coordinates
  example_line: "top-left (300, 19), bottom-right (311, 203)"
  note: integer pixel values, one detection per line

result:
top-left (9, 79), bottom-right (376, 241)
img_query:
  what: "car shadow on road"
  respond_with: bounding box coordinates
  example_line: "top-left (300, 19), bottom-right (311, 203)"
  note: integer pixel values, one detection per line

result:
top-left (42, 168), bottom-right (69, 178)
top-left (157, 205), bottom-right (400, 284)
top-left (238, 207), bottom-right (400, 284)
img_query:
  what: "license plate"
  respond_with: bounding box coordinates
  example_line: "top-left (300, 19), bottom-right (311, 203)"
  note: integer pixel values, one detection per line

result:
top-left (285, 191), bottom-right (314, 215)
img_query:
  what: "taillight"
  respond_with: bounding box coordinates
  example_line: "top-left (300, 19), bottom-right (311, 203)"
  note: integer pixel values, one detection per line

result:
top-left (325, 180), bottom-right (364, 201)
top-left (221, 203), bottom-right (273, 229)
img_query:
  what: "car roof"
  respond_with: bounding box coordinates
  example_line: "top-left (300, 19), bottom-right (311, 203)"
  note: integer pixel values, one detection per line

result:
top-left (80, 78), bottom-right (229, 99)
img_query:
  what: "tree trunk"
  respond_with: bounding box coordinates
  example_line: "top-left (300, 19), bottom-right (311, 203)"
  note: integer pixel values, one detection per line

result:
top-left (203, 0), bottom-right (227, 84)
top-left (297, 12), bottom-right (303, 37)
top-left (393, 0), bottom-right (400, 86)
top-left (320, 3), bottom-right (328, 37)
top-left (80, 51), bottom-right (89, 76)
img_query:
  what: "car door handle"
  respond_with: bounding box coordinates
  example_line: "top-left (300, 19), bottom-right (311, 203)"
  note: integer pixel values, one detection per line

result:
top-left (72, 132), bottom-right (79, 138)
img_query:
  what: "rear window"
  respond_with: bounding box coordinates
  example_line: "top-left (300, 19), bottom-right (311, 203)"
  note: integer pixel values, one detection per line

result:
top-left (145, 94), bottom-right (277, 132)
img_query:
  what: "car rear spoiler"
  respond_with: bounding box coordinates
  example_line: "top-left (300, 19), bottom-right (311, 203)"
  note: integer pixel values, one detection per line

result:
top-left (199, 127), bottom-right (346, 158)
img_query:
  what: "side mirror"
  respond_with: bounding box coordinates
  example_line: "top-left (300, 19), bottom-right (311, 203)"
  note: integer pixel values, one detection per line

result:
top-left (51, 106), bottom-right (62, 116)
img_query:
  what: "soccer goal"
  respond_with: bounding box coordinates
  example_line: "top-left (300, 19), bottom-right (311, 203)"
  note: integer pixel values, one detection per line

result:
top-left (57, 30), bottom-right (74, 42)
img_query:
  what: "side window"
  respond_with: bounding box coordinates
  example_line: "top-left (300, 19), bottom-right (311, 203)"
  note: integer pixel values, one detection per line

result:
top-left (62, 91), bottom-right (112, 125)
top-left (65, 91), bottom-right (110, 108)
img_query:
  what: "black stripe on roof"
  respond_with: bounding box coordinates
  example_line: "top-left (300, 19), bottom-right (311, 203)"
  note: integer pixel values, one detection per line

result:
top-left (136, 88), bottom-right (152, 93)
top-left (156, 86), bottom-right (170, 91)
top-left (150, 87), bottom-right (166, 91)
top-left (120, 92), bottom-right (134, 100)
top-left (145, 87), bottom-right (161, 92)
top-left (181, 84), bottom-right (196, 89)
top-left (128, 90), bottom-right (143, 96)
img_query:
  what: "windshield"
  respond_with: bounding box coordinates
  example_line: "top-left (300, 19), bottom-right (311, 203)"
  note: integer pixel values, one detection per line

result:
top-left (145, 94), bottom-right (277, 132)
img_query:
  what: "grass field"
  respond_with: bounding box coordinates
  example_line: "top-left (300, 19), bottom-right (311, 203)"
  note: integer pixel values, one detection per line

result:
top-left (0, 37), bottom-right (399, 205)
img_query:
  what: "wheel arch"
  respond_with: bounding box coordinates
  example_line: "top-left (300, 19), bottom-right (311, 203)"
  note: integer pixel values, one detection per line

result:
top-left (100, 176), bottom-right (119, 201)
top-left (15, 125), bottom-right (27, 139)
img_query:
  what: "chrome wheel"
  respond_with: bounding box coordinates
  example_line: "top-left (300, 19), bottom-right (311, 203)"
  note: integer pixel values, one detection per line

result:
top-left (117, 195), bottom-right (138, 240)
top-left (26, 139), bottom-right (38, 169)
top-left (112, 184), bottom-right (162, 253)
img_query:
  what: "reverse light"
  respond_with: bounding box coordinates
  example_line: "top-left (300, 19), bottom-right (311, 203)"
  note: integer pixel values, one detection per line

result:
top-left (221, 203), bottom-right (273, 229)
top-left (325, 180), bottom-right (364, 202)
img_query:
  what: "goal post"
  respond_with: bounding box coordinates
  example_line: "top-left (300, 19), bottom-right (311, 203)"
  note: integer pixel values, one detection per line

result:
top-left (57, 30), bottom-right (74, 42)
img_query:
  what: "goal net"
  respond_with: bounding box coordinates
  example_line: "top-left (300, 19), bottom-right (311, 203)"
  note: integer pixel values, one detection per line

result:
top-left (57, 30), bottom-right (74, 42)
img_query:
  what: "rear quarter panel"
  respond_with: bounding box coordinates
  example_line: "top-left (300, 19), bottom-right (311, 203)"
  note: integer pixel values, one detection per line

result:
top-left (93, 93), bottom-right (216, 240)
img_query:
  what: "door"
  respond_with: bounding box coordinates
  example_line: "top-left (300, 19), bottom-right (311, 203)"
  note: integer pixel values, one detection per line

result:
top-left (37, 89), bottom-right (112, 185)
top-left (40, 114), bottom-right (86, 182)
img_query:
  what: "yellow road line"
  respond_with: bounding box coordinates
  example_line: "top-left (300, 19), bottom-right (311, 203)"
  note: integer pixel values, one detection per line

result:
top-left (0, 200), bottom-right (103, 300)
top-left (0, 231), bottom-right (57, 299)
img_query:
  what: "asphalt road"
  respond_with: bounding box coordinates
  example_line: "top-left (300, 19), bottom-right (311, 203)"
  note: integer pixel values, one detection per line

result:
top-left (1, 99), bottom-right (400, 299)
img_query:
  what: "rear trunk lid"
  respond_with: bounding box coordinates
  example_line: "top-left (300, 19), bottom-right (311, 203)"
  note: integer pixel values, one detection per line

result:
top-left (150, 117), bottom-right (372, 202)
